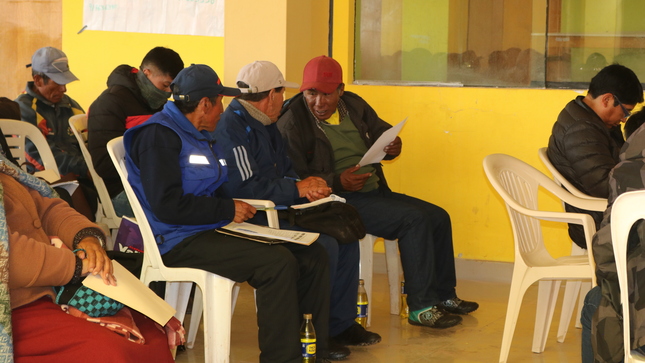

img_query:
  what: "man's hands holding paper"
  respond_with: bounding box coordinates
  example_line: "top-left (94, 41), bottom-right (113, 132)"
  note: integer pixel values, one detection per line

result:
top-left (297, 176), bottom-right (332, 201)
top-left (233, 200), bottom-right (257, 223)
top-left (340, 165), bottom-right (372, 192)
top-left (384, 136), bottom-right (402, 156)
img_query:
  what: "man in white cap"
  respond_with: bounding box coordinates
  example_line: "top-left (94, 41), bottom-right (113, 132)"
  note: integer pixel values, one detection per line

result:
top-left (15, 47), bottom-right (87, 179)
top-left (125, 64), bottom-right (331, 363)
top-left (215, 60), bottom-right (380, 360)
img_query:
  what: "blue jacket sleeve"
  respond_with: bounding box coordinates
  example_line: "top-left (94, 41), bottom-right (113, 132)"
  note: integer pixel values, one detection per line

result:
top-left (214, 114), bottom-right (300, 206)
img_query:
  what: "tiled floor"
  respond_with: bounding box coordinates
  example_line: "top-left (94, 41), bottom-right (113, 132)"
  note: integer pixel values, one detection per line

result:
top-left (174, 275), bottom-right (582, 363)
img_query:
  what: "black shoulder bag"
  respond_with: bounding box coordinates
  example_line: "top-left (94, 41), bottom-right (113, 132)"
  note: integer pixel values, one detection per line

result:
top-left (278, 201), bottom-right (366, 244)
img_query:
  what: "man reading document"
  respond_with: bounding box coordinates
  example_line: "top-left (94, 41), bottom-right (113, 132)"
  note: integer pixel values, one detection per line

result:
top-left (278, 55), bottom-right (479, 329)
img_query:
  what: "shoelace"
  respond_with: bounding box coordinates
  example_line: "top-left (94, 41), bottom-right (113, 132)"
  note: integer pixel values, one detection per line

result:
top-left (418, 307), bottom-right (444, 325)
top-left (442, 297), bottom-right (463, 308)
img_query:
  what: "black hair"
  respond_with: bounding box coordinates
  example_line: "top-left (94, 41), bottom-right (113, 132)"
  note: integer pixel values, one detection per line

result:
top-left (624, 109), bottom-right (645, 139)
top-left (236, 81), bottom-right (283, 102)
top-left (588, 64), bottom-right (644, 105)
top-left (140, 47), bottom-right (184, 79)
top-left (174, 96), bottom-right (218, 114)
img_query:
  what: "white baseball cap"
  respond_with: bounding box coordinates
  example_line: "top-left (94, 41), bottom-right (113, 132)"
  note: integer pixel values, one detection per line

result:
top-left (236, 61), bottom-right (299, 93)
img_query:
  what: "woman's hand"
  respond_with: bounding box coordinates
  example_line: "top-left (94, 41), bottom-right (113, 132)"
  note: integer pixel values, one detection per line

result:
top-left (77, 236), bottom-right (116, 286)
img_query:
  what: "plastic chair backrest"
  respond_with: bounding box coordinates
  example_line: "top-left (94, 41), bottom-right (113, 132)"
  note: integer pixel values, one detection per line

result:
top-left (69, 114), bottom-right (121, 229)
top-left (611, 190), bottom-right (645, 362)
top-left (0, 119), bottom-right (58, 173)
top-left (538, 147), bottom-right (606, 203)
top-left (108, 136), bottom-right (280, 272)
top-left (107, 137), bottom-right (164, 270)
top-left (483, 153), bottom-right (602, 265)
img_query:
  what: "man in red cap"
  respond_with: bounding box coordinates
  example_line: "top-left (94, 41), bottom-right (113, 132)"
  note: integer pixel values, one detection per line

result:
top-left (278, 55), bottom-right (479, 333)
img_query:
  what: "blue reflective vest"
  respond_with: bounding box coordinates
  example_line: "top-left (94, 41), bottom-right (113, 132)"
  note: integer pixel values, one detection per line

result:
top-left (124, 102), bottom-right (229, 254)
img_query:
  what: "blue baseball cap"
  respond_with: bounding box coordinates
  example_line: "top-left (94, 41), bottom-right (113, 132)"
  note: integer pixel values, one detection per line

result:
top-left (171, 64), bottom-right (240, 102)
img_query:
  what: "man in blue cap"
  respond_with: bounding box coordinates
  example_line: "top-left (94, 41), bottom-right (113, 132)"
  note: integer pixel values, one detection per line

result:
top-left (124, 64), bottom-right (332, 363)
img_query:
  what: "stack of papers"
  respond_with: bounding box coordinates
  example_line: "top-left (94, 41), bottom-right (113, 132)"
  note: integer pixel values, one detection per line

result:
top-left (217, 222), bottom-right (319, 245)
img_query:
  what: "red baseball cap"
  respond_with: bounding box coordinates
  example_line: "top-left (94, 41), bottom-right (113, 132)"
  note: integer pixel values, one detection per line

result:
top-left (300, 55), bottom-right (343, 94)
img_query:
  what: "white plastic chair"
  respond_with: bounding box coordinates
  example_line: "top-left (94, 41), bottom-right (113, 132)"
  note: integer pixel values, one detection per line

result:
top-left (611, 190), bottom-right (645, 362)
top-left (0, 119), bottom-right (59, 175)
top-left (538, 146), bottom-right (608, 342)
top-left (538, 147), bottom-right (606, 202)
top-left (483, 153), bottom-right (603, 363)
top-left (69, 114), bottom-right (121, 246)
top-left (108, 136), bottom-right (278, 362)
top-left (359, 234), bottom-right (401, 326)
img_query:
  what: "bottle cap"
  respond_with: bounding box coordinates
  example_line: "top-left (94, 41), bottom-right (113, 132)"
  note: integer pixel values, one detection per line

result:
top-left (304, 313), bottom-right (312, 319)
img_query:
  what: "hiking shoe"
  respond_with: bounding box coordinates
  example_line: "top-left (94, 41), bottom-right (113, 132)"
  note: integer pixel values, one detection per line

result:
top-left (438, 297), bottom-right (479, 315)
top-left (331, 322), bottom-right (382, 346)
top-left (408, 306), bottom-right (462, 329)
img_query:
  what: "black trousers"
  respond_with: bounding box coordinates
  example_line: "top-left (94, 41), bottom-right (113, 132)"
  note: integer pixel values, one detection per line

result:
top-left (162, 230), bottom-right (330, 363)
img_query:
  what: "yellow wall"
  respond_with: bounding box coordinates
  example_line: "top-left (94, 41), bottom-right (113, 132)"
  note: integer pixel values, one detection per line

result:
top-left (333, 1), bottom-right (580, 262)
top-left (62, 0), bottom-right (226, 109)
top-left (60, 0), bottom-right (586, 263)
top-left (224, 0), bottom-right (328, 100)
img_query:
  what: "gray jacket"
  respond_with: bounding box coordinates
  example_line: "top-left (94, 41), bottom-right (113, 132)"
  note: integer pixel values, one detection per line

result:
top-left (592, 122), bottom-right (645, 362)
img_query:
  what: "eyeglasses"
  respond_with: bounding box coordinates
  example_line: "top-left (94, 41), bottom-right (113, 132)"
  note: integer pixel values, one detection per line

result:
top-left (613, 94), bottom-right (632, 118)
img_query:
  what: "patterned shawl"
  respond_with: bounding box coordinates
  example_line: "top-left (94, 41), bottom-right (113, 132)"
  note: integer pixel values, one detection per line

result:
top-left (0, 154), bottom-right (57, 362)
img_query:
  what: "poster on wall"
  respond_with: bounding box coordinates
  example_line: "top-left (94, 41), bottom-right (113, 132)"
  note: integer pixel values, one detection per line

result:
top-left (83, 0), bottom-right (224, 37)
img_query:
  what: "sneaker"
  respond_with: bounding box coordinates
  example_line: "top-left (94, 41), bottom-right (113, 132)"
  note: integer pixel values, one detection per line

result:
top-left (438, 297), bottom-right (479, 315)
top-left (331, 322), bottom-right (382, 346)
top-left (408, 306), bottom-right (462, 329)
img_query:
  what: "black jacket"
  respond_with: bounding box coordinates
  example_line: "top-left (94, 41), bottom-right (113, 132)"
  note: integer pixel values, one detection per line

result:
top-left (547, 96), bottom-right (623, 248)
top-left (277, 91), bottom-right (393, 193)
top-left (87, 65), bottom-right (161, 198)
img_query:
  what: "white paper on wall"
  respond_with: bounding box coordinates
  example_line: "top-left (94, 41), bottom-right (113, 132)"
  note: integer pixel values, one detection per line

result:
top-left (83, 0), bottom-right (224, 37)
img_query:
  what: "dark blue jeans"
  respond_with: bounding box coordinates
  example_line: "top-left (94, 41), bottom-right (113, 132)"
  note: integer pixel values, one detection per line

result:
top-left (311, 231), bottom-right (360, 337)
top-left (253, 214), bottom-right (360, 337)
top-left (343, 189), bottom-right (457, 311)
top-left (581, 285), bottom-right (601, 363)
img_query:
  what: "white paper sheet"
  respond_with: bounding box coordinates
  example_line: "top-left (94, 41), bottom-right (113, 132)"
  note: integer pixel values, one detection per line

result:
top-left (358, 118), bottom-right (407, 166)
top-left (83, 0), bottom-right (225, 37)
top-left (83, 260), bottom-right (176, 326)
top-left (290, 194), bottom-right (346, 209)
top-left (49, 181), bottom-right (80, 196)
top-left (218, 222), bottom-right (319, 245)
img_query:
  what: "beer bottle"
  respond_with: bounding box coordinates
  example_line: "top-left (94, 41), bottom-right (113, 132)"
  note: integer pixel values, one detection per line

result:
top-left (400, 281), bottom-right (409, 319)
top-left (301, 313), bottom-right (316, 362)
top-left (356, 279), bottom-right (368, 327)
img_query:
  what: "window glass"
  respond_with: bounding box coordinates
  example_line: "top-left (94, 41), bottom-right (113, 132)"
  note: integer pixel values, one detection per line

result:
top-left (354, 0), bottom-right (645, 88)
